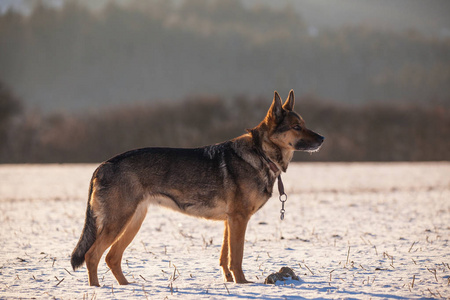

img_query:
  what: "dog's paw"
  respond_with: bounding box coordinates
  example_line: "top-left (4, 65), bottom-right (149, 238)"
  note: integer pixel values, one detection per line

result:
top-left (223, 273), bottom-right (234, 282)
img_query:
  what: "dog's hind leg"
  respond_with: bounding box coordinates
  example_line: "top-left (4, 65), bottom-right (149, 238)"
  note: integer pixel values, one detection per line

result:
top-left (106, 202), bottom-right (148, 285)
top-left (227, 215), bottom-right (251, 283)
top-left (219, 220), bottom-right (234, 282)
top-left (85, 194), bottom-right (137, 286)
top-left (85, 229), bottom-right (118, 286)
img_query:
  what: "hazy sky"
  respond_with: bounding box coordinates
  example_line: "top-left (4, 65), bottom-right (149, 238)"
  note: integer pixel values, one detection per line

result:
top-left (1, 0), bottom-right (449, 37)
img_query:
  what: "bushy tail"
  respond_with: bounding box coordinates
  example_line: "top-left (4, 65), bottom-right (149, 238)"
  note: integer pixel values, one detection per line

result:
top-left (71, 180), bottom-right (97, 270)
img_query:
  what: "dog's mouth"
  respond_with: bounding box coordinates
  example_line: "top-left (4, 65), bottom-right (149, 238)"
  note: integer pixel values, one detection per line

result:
top-left (295, 136), bottom-right (324, 152)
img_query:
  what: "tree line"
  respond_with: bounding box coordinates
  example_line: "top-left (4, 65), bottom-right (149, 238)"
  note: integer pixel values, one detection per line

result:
top-left (1, 80), bottom-right (449, 163)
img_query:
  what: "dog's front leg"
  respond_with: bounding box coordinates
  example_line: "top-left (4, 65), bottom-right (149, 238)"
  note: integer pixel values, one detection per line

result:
top-left (219, 220), bottom-right (234, 282)
top-left (227, 215), bottom-right (252, 283)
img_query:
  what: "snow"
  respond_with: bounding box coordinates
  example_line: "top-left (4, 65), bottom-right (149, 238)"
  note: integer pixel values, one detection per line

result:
top-left (0, 162), bottom-right (449, 299)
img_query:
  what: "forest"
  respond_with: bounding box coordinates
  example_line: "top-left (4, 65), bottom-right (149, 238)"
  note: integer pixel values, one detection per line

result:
top-left (0, 0), bottom-right (449, 111)
top-left (0, 0), bottom-right (449, 163)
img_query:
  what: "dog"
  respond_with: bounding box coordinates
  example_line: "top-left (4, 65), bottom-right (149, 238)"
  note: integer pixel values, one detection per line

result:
top-left (71, 90), bottom-right (324, 286)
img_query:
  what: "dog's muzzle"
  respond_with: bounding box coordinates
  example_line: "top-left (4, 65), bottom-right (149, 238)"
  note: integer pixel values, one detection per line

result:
top-left (295, 133), bottom-right (324, 152)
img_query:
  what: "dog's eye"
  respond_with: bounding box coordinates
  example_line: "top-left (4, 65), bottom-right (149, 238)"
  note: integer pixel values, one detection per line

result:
top-left (293, 125), bottom-right (302, 131)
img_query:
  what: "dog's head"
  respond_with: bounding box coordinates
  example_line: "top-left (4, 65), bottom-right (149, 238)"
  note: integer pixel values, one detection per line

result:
top-left (263, 90), bottom-right (324, 152)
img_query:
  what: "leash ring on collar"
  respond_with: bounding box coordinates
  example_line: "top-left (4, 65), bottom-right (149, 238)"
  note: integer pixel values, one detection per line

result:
top-left (279, 192), bottom-right (287, 220)
top-left (256, 148), bottom-right (289, 220)
top-left (277, 175), bottom-right (288, 221)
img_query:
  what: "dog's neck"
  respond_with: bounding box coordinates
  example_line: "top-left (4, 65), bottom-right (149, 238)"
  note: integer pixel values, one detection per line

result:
top-left (261, 140), bottom-right (293, 173)
top-left (249, 128), bottom-right (293, 173)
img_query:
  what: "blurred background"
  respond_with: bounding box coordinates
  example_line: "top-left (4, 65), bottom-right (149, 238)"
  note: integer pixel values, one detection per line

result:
top-left (0, 0), bottom-right (449, 163)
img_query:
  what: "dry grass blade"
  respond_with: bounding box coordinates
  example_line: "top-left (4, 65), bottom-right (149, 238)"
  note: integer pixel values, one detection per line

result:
top-left (64, 268), bottom-right (73, 276)
top-left (408, 241), bottom-right (416, 252)
top-left (304, 264), bottom-right (314, 275)
top-left (223, 283), bottom-right (230, 295)
top-left (55, 277), bottom-right (64, 287)
top-left (172, 265), bottom-right (179, 281)
top-left (346, 246), bottom-right (351, 266)
top-left (426, 268), bottom-right (438, 282)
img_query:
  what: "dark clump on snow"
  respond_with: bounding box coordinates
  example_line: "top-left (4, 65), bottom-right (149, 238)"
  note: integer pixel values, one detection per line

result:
top-left (264, 267), bottom-right (300, 284)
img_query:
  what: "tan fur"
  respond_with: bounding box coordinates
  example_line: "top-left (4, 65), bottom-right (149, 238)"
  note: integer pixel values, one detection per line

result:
top-left (71, 90), bottom-right (324, 286)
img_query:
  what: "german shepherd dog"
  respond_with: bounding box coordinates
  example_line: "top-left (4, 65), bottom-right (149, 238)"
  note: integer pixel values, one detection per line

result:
top-left (71, 90), bottom-right (324, 286)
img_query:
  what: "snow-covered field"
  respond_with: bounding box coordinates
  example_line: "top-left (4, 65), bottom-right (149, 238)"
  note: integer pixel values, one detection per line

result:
top-left (1, 162), bottom-right (449, 299)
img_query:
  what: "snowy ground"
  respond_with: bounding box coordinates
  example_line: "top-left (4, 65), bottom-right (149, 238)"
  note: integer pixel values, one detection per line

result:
top-left (0, 162), bottom-right (449, 299)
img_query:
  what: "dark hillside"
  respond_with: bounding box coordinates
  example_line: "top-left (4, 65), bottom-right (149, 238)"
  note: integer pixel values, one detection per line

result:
top-left (1, 93), bottom-right (448, 163)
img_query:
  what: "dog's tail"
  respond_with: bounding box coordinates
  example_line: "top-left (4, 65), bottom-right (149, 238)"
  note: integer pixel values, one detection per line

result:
top-left (71, 178), bottom-right (97, 271)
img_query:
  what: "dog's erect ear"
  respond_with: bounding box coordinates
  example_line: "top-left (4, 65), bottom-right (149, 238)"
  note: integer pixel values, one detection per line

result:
top-left (267, 91), bottom-right (283, 122)
top-left (283, 89), bottom-right (295, 111)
